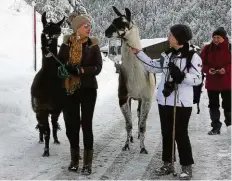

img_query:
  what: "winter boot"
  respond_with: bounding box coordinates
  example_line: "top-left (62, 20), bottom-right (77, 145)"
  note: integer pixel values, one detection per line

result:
top-left (208, 128), bottom-right (221, 135)
top-left (81, 149), bottom-right (93, 175)
top-left (179, 165), bottom-right (192, 180)
top-left (208, 109), bottom-right (222, 135)
top-left (68, 148), bottom-right (79, 172)
top-left (155, 162), bottom-right (174, 176)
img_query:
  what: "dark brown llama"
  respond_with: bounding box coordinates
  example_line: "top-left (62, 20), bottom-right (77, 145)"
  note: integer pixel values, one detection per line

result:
top-left (31, 12), bottom-right (65, 157)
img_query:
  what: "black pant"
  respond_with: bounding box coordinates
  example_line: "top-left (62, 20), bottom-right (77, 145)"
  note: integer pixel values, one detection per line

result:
top-left (207, 90), bottom-right (231, 127)
top-left (208, 90), bottom-right (231, 111)
top-left (63, 88), bottom-right (97, 150)
top-left (158, 105), bottom-right (194, 166)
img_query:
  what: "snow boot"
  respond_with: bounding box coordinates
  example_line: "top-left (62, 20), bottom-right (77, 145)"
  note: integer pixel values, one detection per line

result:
top-left (208, 109), bottom-right (221, 135)
top-left (155, 162), bottom-right (174, 176)
top-left (179, 165), bottom-right (192, 180)
top-left (208, 128), bottom-right (221, 135)
top-left (81, 149), bottom-right (93, 175)
top-left (68, 148), bottom-right (79, 172)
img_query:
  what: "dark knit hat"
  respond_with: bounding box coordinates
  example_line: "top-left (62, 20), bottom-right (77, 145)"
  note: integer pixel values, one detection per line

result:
top-left (170, 24), bottom-right (193, 45)
top-left (212, 27), bottom-right (227, 39)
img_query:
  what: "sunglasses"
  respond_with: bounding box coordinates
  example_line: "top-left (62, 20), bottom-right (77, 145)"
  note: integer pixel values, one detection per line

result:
top-left (83, 23), bottom-right (92, 29)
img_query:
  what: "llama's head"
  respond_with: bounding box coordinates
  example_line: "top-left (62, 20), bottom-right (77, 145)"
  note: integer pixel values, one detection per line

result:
top-left (105, 6), bottom-right (132, 39)
top-left (41, 12), bottom-right (65, 41)
top-left (41, 12), bottom-right (65, 67)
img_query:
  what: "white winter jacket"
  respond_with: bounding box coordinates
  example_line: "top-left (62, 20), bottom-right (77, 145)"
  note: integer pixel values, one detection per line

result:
top-left (136, 48), bottom-right (202, 107)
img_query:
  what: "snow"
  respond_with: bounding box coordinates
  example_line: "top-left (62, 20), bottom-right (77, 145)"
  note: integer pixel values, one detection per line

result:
top-left (140, 38), bottom-right (168, 48)
top-left (0, 0), bottom-right (231, 180)
top-left (100, 45), bottom-right (108, 52)
top-left (100, 38), bottom-right (168, 53)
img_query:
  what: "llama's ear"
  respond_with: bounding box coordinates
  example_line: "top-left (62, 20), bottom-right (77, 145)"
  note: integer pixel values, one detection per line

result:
top-left (112, 6), bottom-right (122, 16)
top-left (125, 8), bottom-right (131, 22)
top-left (57, 16), bottom-right (65, 27)
top-left (42, 12), bottom-right (47, 26)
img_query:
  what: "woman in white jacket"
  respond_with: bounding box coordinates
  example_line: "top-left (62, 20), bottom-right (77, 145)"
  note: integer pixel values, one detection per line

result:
top-left (132, 24), bottom-right (202, 180)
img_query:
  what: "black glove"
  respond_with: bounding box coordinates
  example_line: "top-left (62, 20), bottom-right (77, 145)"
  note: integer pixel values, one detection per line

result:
top-left (162, 81), bottom-right (175, 97)
top-left (65, 64), bottom-right (81, 75)
top-left (168, 62), bottom-right (185, 84)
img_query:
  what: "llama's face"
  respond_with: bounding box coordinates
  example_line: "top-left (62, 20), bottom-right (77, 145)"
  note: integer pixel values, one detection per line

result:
top-left (105, 6), bottom-right (131, 39)
top-left (43, 22), bottom-right (62, 39)
top-left (41, 12), bottom-right (65, 40)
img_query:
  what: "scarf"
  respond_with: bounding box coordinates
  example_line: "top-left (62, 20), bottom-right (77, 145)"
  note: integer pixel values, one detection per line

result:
top-left (64, 33), bottom-right (88, 95)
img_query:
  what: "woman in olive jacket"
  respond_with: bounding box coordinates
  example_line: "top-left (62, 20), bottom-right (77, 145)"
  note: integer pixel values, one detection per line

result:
top-left (58, 14), bottom-right (102, 174)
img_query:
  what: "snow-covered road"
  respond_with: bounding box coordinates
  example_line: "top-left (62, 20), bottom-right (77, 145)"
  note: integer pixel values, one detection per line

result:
top-left (0, 71), bottom-right (231, 180)
top-left (0, 0), bottom-right (230, 179)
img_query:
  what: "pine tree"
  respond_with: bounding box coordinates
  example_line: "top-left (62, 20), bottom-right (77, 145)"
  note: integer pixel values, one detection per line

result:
top-left (23, 0), bottom-right (231, 47)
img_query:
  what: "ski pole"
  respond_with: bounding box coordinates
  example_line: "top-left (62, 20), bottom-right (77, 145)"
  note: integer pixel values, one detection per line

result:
top-left (172, 83), bottom-right (177, 177)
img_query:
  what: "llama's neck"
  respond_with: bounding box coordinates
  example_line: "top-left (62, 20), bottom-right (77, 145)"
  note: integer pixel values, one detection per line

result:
top-left (120, 24), bottom-right (148, 94)
top-left (123, 25), bottom-right (142, 50)
top-left (41, 39), bottom-right (58, 70)
top-left (42, 39), bottom-right (58, 55)
top-left (119, 24), bottom-right (155, 99)
top-left (121, 24), bottom-right (143, 66)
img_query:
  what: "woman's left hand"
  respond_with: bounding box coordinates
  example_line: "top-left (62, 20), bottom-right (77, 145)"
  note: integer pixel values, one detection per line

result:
top-left (217, 68), bottom-right (225, 75)
top-left (168, 62), bottom-right (185, 83)
top-left (80, 67), bottom-right (84, 74)
top-left (131, 48), bottom-right (140, 54)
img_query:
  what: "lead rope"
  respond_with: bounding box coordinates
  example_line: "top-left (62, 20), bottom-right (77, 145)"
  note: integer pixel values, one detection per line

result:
top-left (45, 47), bottom-right (69, 78)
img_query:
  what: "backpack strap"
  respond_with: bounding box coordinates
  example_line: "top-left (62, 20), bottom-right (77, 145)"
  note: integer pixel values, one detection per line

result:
top-left (185, 50), bottom-right (196, 71)
top-left (186, 48), bottom-right (203, 114)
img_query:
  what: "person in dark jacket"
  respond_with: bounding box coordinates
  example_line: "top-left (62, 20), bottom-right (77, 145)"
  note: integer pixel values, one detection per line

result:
top-left (58, 14), bottom-right (102, 174)
top-left (201, 27), bottom-right (231, 135)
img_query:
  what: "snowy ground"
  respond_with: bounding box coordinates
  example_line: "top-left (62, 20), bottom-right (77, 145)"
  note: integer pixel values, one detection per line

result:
top-left (0, 0), bottom-right (231, 180)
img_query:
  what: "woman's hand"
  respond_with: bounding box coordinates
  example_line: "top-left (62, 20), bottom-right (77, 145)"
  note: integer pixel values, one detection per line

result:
top-left (217, 68), bottom-right (225, 75)
top-left (80, 67), bottom-right (84, 74)
top-left (209, 68), bottom-right (216, 75)
top-left (131, 47), bottom-right (140, 54)
top-left (65, 64), bottom-right (82, 75)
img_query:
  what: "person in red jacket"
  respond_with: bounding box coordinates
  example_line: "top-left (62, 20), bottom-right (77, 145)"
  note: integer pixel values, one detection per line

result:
top-left (201, 27), bottom-right (231, 135)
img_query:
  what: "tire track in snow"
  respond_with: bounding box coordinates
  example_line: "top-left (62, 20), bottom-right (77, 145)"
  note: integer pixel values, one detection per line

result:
top-left (93, 100), bottom-right (160, 180)
top-left (117, 112), bottom-right (162, 180)
top-left (94, 100), bottom-right (160, 180)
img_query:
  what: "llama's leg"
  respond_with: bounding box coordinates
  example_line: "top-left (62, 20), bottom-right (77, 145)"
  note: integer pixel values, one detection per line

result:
top-left (43, 114), bottom-right (50, 157)
top-left (39, 129), bottom-right (43, 143)
top-left (138, 99), bottom-right (151, 154)
top-left (35, 123), bottom-right (44, 143)
top-left (118, 71), bottom-right (133, 150)
top-left (137, 99), bottom-right (142, 139)
top-left (128, 98), bottom-right (133, 143)
top-left (37, 111), bottom-right (50, 157)
top-left (51, 110), bottom-right (61, 144)
top-left (120, 97), bottom-right (133, 151)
